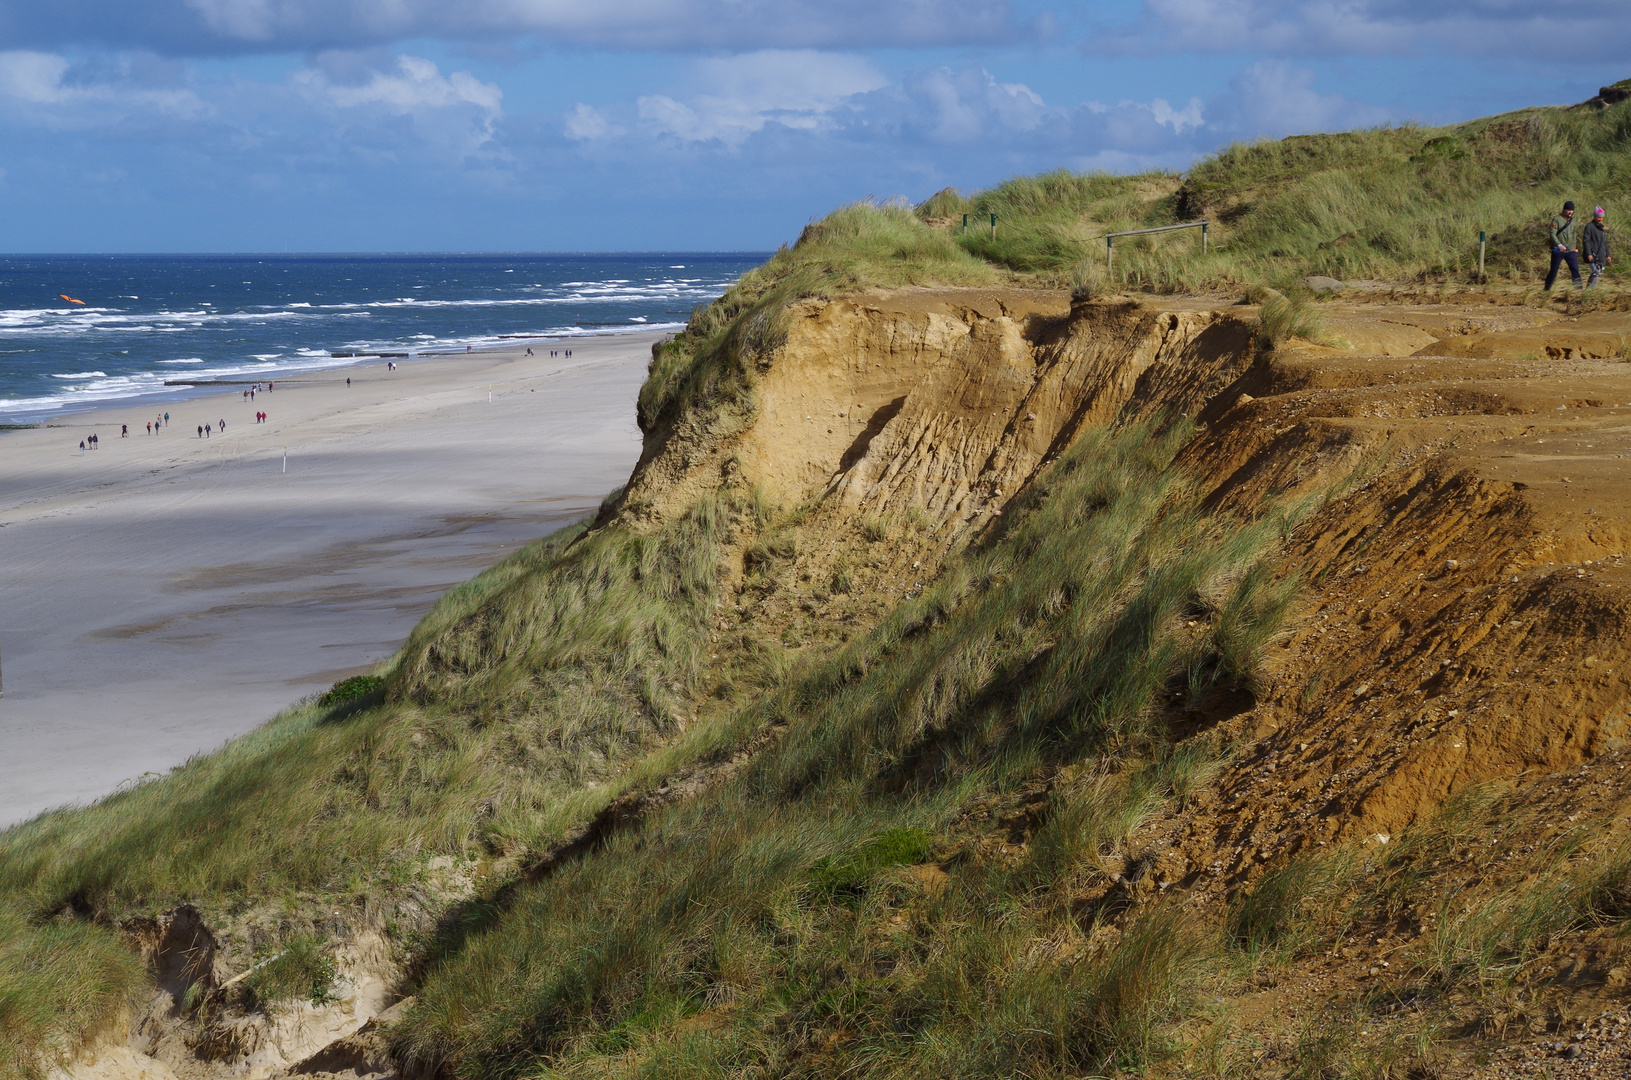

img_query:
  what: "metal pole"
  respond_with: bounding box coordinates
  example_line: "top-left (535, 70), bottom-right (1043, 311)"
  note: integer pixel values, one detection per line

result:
top-left (282, 446), bottom-right (287, 473)
top-left (1106, 236), bottom-right (1114, 273)
top-left (1478, 231), bottom-right (1487, 282)
top-left (1202, 222), bottom-right (1209, 255)
top-left (990, 213), bottom-right (997, 238)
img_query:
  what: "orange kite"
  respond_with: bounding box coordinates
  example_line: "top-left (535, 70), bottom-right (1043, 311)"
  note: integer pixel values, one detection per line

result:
top-left (59, 294), bottom-right (86, 305)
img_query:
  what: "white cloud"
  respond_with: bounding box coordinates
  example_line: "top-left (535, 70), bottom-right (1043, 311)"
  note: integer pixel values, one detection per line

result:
top-left (1207, 61), bottom-right (1390, 137)
top-left (638, 50), bottom-right (887, 145)
top-left (293, 54), bottom-right (503, 155)
top-left (1112, 0), bottom-right (1631, 61)
top-left (307, 55), bottom-right (501, 114)
top-left (564, 102), bottom-right (615, 141)
top-left (0, 50), bottom-right (208, 126)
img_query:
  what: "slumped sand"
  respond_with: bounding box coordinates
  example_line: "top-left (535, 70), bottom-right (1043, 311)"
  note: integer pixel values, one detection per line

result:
top-left (0, 334), bottom-right (660, 827)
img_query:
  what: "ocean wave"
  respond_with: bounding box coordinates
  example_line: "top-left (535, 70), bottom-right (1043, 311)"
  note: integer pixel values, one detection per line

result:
top-left (52, 371), bottom-right (107, 378)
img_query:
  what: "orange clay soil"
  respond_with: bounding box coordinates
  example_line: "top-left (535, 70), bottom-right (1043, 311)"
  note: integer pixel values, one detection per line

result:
top-left (611, 285), bottom-right (1631, 1073)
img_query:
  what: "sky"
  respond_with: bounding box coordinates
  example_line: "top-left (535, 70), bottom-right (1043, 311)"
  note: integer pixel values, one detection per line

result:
top-left (0, 1), bottom-right (1625, 252)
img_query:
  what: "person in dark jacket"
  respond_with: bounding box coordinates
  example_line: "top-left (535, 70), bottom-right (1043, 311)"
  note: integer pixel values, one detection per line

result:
top-left (1583, 206), bottom-right (1612, 288)
top-left (1545, 201), bottom-right (1582, 290)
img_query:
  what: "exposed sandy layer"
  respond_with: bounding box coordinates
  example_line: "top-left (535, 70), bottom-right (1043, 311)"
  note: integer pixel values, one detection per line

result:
top-left (0, 335), bottom-right (658, 827)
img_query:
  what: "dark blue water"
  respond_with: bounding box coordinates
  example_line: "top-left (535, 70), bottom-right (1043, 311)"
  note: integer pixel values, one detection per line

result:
top-left (0, 253), bottom-right (767, 422)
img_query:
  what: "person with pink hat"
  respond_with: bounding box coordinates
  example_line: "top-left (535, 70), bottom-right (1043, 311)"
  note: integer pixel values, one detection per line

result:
top-left (1583, 206), bottom-right (1612, 288)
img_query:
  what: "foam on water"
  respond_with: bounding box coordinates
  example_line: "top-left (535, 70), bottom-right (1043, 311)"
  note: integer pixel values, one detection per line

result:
top-left (0, 253), bottom-right (764, 421)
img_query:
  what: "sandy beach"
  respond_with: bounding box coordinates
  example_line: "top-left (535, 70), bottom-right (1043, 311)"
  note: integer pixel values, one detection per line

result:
top-left (0, 334), bottom-right (660, 827)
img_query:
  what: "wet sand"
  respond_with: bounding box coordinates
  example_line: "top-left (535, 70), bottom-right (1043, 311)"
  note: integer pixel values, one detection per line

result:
top-left (0, 335), bottom-right (659, 827)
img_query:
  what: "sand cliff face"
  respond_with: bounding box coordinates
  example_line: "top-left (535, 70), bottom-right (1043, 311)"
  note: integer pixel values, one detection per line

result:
top-left (620, 289), bottom-right (1256, 578)
top-left (620, 286), bottom-right (1631, 849)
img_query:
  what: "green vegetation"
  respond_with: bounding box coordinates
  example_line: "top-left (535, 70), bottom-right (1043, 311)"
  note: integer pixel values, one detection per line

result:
top-left (246, 933), bottom-right (337, 1008)
top-left (0, 908), bottom-right (146, 1080)
top-left (394, 419), bottom-right (1298, 1078)
top-left (920, 99), bottom-right (1631, 293)
top-left (317, 674), bottom-right (385, 708)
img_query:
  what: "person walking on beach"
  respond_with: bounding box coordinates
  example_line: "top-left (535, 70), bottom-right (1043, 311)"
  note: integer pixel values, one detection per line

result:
top-left (121, 424), bottom-right (127, 438)
top-left (1545, 201), bottom-right (1583, 291)
top-left (163, 412), bottom-right (168, 426)
top-left (79, 439), bottom-right (85, 454)
top-left (1584, 207), bottom-right (1612, 287)
top-left (197, 425), bottom-right (203, 438)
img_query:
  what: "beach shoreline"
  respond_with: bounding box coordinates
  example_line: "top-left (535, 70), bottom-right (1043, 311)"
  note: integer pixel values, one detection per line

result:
top-left (0, 333), bottom-right (663, 827)
top-left (0, 323), bottom-right (681, 427)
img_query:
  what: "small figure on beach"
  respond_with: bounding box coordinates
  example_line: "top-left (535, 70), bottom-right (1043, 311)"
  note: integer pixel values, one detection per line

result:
top-left (466, 346), bottom-right (472, 353)
top-left (197, 425), bottom-right (202, 438)
top-left (525, 347), bottom-right (533, 356)
top-left (219, 419), bottom-right (226, 432)
top-left (79, 440), bottom-right (85, 454)
top-left (146, 423), bottom-right (151, 435)
top-left (121, 424), bottom-right (127, 438)
top-left (90, 434), bottom-right (98, 448)
top-left (346, 377), bottom-right (351, 386)
top-left (163, 412), bottom-right (169, 425)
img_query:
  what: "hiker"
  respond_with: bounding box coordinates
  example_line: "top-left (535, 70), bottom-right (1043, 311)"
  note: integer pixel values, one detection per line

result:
top-left (1584, 206), bottom-right (1612, 288)
top-left (1545, 200), bottom-right (1583, 291)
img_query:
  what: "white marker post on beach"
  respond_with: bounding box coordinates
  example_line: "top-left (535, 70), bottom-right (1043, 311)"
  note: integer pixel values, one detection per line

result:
top-left (282, 445), bottom-right (287, 474)
top-left (488, 384), bottom-right (493, 404)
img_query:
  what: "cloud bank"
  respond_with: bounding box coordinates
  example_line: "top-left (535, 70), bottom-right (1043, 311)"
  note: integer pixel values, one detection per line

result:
top-left (0, 0), bottom-right (1028, 55)
top-left (1101, 0), bottom-right (1631, 61)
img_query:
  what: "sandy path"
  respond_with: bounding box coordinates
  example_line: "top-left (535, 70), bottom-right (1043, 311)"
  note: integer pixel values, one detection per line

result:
top-left (0, 335), bottom-right (660, 827)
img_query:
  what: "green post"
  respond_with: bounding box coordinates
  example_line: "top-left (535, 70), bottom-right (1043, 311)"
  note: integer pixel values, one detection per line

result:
top-left (962, 213), bottom-right (969, 233)
top-left (1201, 221), bottom-right (1209, 255)
top-left (1478, 230), bottom-right (1487, 282)
top-left (1106, 235), bottom-right (1114, 273)
top-left (990, 213), bottom-right (997, 238)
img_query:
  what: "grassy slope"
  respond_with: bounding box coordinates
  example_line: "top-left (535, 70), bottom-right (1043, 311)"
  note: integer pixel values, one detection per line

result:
top-left (1, 90), bottom-right (1628, 1075)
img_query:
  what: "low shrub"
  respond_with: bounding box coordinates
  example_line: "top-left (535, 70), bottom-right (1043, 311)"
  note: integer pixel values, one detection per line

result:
top-left (317, 675), bottom-right (384, 708)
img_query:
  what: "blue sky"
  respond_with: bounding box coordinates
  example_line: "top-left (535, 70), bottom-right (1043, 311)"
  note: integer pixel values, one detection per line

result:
top-left (0, 1), bottom-right (1624, 252)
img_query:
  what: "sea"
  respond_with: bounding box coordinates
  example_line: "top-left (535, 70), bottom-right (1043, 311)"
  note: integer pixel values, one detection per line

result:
top-left (0, 253), bottom-right (769, 423)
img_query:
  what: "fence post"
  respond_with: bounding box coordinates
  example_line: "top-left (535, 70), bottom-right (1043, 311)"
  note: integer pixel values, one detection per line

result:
top-left (990, 213), bottom-right (997, 238)
top-left (962, 213), bottom-right (969, 234)
top-left (1201, 221), bottom-right (1209, 255)
top-left (1478, 231), bottom-right (1487, 282)
top-left (1106, 235), bottom-right (1114, 274)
